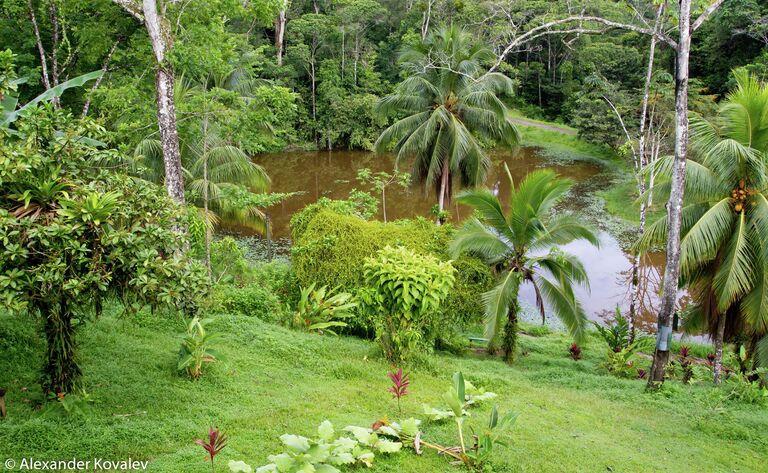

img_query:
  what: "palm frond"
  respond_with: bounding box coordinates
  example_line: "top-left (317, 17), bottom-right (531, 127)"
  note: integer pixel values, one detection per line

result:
top-left (679, 198), bottom-right (736, 276)
top-left (712, 211), bottom-right (756, 312)
top-left (481, 270), bottom-right (521, 345)
top-left (533, 274), bottom-right (588, 343)
top-left (449, 217), bottom-right (510, 263)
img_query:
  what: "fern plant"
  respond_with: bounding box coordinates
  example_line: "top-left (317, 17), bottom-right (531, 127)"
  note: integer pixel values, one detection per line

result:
top-left (178, 316), bottom-right (221, 380)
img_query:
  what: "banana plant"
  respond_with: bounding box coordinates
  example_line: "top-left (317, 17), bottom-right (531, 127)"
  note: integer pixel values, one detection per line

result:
top-left (2, 70), bottom-right (103, 128)
top-left (178, 316), bottom-right (221, 380)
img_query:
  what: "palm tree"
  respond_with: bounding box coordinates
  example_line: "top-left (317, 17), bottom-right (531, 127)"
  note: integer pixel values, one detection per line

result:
top-left (135, 121), bottom-right (269, 276)
top-left (639, 71), bottom-right (768, 382)
top-left (374, 24), bottom-right (520, 222)
top-left (450, 168), bottom-right (599, 362)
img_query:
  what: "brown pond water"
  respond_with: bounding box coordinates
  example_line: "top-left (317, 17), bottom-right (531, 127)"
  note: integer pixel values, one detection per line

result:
top-left (232, 148), bottom-right (682, 332)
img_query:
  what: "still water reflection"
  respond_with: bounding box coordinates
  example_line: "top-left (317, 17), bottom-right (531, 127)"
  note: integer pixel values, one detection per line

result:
top-left (240, 148), bottom-right (674, 329)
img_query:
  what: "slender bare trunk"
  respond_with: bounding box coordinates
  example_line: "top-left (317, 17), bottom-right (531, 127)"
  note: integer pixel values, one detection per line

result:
top-left (202, 115), bottom-right (211, 277)
top-left (382, 188), bottom-right (387, 222)
top-left (310, 58), bottom-right (317, 142)
top-left (275, 2), bottom-right (287, 67)
top-left (82, 40), bottom-right (119, 117)
top-left (353, 32), bottom-right (359, 86)
top-left (648, 0), bottom-right (692, 387)
top-left (629, 2), bottom-right (664, 343)
top-left (341, 28), bottom-right (345, 81)
top-left (28, 0), bottom-right (51, 91)
top-left (421, 0), bottom-right (432, 40)
top-left (49, 1), bottom-right (60, 107)
top-left (713, 313), bottom-right (726, 384)
top-left (437, 160), bottom-right (450, 224)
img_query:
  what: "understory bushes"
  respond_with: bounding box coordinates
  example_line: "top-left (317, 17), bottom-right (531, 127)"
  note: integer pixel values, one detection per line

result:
top-left (213, 283), bottom-right (285, 323)
top-left (209, 237), bottom-right (298, 322)
top-left (290, 202), bottom-right (494, 339)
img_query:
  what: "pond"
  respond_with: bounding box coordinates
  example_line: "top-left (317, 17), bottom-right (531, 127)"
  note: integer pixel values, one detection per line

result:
top-left (238, 148), bottom-right (675, 332)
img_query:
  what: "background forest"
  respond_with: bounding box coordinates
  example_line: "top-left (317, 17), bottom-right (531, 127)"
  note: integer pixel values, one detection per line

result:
top-left (2, 0), bottom-right (766, 154)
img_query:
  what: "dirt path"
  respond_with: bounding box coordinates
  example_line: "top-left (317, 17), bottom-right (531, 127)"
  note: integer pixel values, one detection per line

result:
top-left (511, 117), bottom-right (577, 136)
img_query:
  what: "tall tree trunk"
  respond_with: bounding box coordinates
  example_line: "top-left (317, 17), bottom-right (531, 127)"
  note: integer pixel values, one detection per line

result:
top-left (143, 0), bottom-right (185, 204)
top-left (629, 2), bottom-right (664, 344)
top-left (713, 313), bottom-right (727, 384)
top-left (275, 1), bottom-right (287, 67)
top-left (310, 57), bottom-right (317, 143)
top-left (49, 1), bottom-right (61, 107)
top-left (648, 0), bottom-right (692, 387)
top-left (353, 32), bottom-right (359, 86)
top-left (155, 66), bottom-right (185, 203)
top-left (340, 28), bottom-right (345, 81)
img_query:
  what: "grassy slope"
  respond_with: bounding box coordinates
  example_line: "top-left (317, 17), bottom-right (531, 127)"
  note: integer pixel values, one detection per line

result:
top-left (1, 311), bottom-right (766, 473)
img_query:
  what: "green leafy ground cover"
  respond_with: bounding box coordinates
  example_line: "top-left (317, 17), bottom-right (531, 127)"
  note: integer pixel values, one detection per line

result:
top-left (1, 309), bottom-right (765, 473)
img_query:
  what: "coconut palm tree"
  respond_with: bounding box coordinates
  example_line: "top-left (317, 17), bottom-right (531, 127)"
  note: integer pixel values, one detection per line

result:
top-left (450, 168), bottom-right (599, 362)
top-left (639, 71), bottom-right (768, 382)
top-left (374, 24), bottom-right (520, 222)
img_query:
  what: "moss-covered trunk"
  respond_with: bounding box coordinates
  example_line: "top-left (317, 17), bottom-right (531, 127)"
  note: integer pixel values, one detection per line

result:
top-left (42, 299), bottom-right (80, 394)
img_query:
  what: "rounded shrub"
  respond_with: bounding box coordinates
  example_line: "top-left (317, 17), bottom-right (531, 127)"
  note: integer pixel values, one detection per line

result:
top-left (361, 246), bottom-right (456, 364)
top-left (292, 208), bottom-right (452, 289)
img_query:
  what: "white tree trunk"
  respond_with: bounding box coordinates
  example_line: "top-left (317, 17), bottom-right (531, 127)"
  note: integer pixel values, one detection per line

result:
top-left (275, 1), bottom-right (287, 67)
top-left (421, 0), bottom-right (432, 40)
top-left (142, 0), bottom-right (185, 204)
top-left (649, 0), bottom-right (693, 385)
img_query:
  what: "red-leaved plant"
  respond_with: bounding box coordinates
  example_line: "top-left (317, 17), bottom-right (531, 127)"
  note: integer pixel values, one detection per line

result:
top-left (679, 346), bottom-right (690, 358)
top-left (706, 352), bottom-right (716, 366)
top-left (568, 343), bottom-right (582, 361)
top-left (196, 427), bottom-right (228, 473)
top-left (679, 346), bottom-right (693, 383)
top-left (387, 368), bottom-right (410, 414)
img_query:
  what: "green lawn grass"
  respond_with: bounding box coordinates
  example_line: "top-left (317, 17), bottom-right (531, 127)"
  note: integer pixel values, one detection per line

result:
top-left (1, 310), bottom-right (766, 473)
